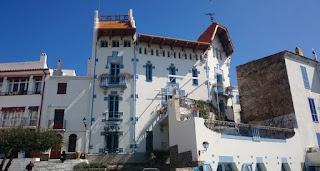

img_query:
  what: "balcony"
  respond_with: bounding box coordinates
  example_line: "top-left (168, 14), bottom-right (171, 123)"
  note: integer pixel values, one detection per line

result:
top-left (205, 120), bottom-right (295, 141)
top-left (0, 91), bottom-right (42, 96)
top-left (99, 74), bottom-right (128, 89)
top-left (105, 112), bottom-right (122, 125)
top-left (48, 120), bottom-right (66, 131)
top-left (213, 84), bottom-right (233, 97)
top-left (0, 117), bottom-right (37, 129)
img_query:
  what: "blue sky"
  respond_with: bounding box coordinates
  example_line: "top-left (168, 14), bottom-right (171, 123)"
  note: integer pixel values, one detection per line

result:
top-left (1, 0), bottom-right (319, 85)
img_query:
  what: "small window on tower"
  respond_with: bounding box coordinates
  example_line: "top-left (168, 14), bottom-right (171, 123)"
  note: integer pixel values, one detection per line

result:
top-left (139, 47), bottom-right (142, 54)
top-left (144, 48), bottom-right (147, 55)
top-left (163, 51), bottom-right (166, 57)
top-left (100, 40), bottom-right (108, 47)
top-left (178, 53), bottom-right (181, 59)
top-left (174, 52), bottom-right (176, 58)
top-left (167, 51), bottom-right (170, 58)
top-left (112, 40), bottom-right (119, 47)
top-left (124, 40), bottom-right (131, 47)
top-left (57, 83), bottom-right (67, 94)
top-left (189, 54), bottom-right (192, 60)
top-left (156, 50), bottom-right (159, 56)
top-left (151, 49), bottom-right (154, 55)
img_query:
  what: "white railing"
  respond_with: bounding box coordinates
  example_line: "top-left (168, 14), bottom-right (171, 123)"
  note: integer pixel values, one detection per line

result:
top-left (99, 75), bottom-right (128, 88)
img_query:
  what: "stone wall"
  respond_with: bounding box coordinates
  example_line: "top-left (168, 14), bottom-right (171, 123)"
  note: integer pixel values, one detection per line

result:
top-left (236, 51), bottom-right (297, 128)
top-left (169, 145), bottom-right (200, 169)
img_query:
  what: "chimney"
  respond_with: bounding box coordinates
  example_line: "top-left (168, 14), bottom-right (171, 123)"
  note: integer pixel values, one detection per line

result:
top-left (312, 48), bottom-right (318, 61)
top-left (295, 47), bottom-right (304, 56)
top-left (87, 58), bottom-right (92, 76)
top-left (40, 53), bottom-right (48, 68)
top-left (57, 59), bottom-right (63, 76)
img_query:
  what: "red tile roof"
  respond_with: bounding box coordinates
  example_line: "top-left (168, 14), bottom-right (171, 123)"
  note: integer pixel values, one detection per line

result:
top-left (198, 23), bottom-right (234, 56)
top-left (137, 34), bottom-right (210, 51)
top-left (98, 21), bottom-right (133, 29)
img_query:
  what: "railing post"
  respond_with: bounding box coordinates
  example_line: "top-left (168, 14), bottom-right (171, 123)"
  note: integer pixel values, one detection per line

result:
top-left (251, 125), bottom-right (261, 142)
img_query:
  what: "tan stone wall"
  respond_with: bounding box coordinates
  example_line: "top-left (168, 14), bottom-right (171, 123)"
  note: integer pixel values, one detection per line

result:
top-left (236, 51), bottom-right (296, 128)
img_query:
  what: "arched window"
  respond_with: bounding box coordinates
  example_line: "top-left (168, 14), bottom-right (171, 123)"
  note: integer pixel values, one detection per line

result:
top-left (68, 134), bottom-right (77, 152)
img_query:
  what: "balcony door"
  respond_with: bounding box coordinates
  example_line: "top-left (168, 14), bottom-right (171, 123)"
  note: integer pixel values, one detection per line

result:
top-left (108, 96), bottom-right (119, 120)
top-left (53, 109), bottom-right (64, 129)
top-left (110, 63), bottom-right (120, 83)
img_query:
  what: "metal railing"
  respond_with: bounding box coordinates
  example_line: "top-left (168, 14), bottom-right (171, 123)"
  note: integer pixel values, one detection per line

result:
top-left (99, 75), bottom-right (128, 89)
top-left (106, 112), bottom-right (122, 121)
top-left (99, 15), bottom-right (129, 22)
top-left (213, 84), bottom-right (233, 97)
top-left (48, 120), bottom-right (66, 130)
top-left (0, 91), bottom-right (41, 96)
top-left (0, 117), bottom-right (37, 127)
top-left (205, 120), bottom-right (295, 140)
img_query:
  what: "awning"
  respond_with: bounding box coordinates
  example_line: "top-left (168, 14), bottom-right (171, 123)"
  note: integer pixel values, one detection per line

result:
top-left (7, 77), bottom-right (29, 81)
top-left (1, 107), bottom-right (26, 111)
top-left (28, 106), bottom-right (39, 110)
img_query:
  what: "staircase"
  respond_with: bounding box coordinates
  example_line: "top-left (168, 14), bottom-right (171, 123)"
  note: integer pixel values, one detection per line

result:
top-left (34, 159), bottom-right (88, 171)
top-left (0, 158), bottom-right (88, 171)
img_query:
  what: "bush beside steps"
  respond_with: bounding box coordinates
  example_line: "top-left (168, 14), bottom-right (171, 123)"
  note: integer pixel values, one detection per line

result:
top-left (73, 162), bottom-right (108, 171)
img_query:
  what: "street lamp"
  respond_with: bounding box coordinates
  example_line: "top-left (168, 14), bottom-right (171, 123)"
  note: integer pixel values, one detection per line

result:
top-left (198, 141), bottom-right (209, 155)
top-left (82, 117), bottom-right (87, 159)
top-left (82, 117), bottom-right (87, 128)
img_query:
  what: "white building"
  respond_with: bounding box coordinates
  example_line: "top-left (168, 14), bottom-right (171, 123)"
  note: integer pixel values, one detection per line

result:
top-left (85, 9), bottom-right (236, 165)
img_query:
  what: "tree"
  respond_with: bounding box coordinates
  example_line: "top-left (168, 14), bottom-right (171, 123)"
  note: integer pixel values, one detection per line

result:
top-left (0, 127), bottom-right (63, 171)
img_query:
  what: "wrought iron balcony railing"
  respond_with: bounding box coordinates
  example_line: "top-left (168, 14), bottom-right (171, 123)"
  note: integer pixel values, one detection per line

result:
top-left (204, 120), bottom-right (295, 140)
top-left (48, 120), bottom-right (66, 130)
top-left (99, 75), bottom-right (128, 89)
top-left (0, 117), bottom-right (37, 127)
top-left (213, 84), bottom-right (233, 97)
top-left (0, 91), bottom-right (42, 96)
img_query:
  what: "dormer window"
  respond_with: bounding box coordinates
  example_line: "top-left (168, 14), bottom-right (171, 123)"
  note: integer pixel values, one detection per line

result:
top-left (124, 40), bottom-right (131, 47)
top-left (112, 40), bottom-right (119, 47)
top-left (216, 48), bottom-right (222, 60)
top-left (100, 40), bottom-right (108, 47)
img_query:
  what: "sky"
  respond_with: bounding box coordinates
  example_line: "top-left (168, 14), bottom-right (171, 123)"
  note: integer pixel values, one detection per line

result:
top-left (0, 0), bottom-right (320, 85)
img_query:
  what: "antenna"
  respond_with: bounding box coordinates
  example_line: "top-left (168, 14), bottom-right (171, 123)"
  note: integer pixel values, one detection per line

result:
top-left (98, 0), bottom-right (101, 11)
top-left (206, 0), bottom-right (215, 23)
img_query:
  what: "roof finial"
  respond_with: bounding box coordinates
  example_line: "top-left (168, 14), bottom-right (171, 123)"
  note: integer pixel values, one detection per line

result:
top-left (206, 0), bottom-right (215, 23)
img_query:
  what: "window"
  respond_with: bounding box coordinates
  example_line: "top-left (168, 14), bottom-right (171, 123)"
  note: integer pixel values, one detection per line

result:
top-left (200, 55), bottom-right (203, 61)
top-left (178, 53), bottom-right (181, 59)
top-left (57, 83), bottom-right (67, 94)
top-left (167, 51), bottom-right (170, 58)
top-left (108, 95), bottom-right (119, 120)
top-left (236, 95), bottom-right (240, 104)
top-left (308, 98), bottom-right (318, 122)
top-left (185, 53), bottom-right (188, 59)
top-left (100, 40), bottom-right (108, 47)
top-left (217, 74), bottom-right (223, 83)
top-left (110, 63), bottom-right (120, 83)
top-left (7, 78), bottom-right (29, 95)
top-left (216, 48), bottom-right (222, 60)
top-left (144, 48), bottom-right (147, 55)
top-left (192, 68), bottom-right (198, 85)
top-left (300, 66), bottom-right (310, 89)
top-left (169, 66), bottom-right (176, 83)
top-left (151, 49), bottom-right (154, 55)
top-left (34, 78), bottom-right (42, 94)
top-left (156, 50), bottom-right (159, 56)
top-left (146, 64), bottom-right (153, 82)
top-left (28, 107), bottom-right (38, 126)
top-left (123, 40), bottom-right (131, 47)
top-left (217, 163), bottom-right (234, 171)
top-left (53, 109), bottom-right (64, 129)
top-left (1, 108), bottom-right (25, 127)
top-left (195, 55), bottom-right (198, 60)
top-left (112, 40), bottom-right (119, 47)
top-left (281, 163), bottom-right (290, 171)
top-left (174, 52), bottom-right (176, 58)
top-left (106, 132), bottom-right (119, 153)
top-left (162, 51), bottom-right (165, 57)
top-left (146, 131), bottom-right (153, 152)
top-left (219, 100), bottom-right (226, 115)
top-left (139, 47), bottom-right (142, 54)
top-left (68, 134), bottom-right (77, 152)
top-left (189, 54), bottom-right (192, 60)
